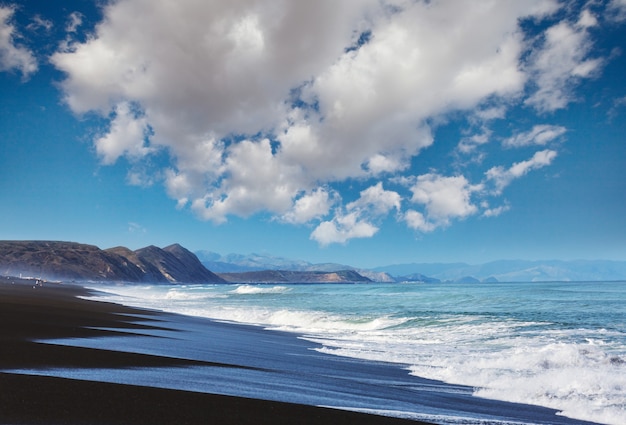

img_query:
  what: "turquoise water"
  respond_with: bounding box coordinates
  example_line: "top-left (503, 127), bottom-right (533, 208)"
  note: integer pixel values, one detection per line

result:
top-left (91, 281), bottom-right (626, 424)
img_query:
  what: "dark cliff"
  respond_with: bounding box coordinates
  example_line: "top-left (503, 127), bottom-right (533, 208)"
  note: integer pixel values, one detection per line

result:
top-left (0, 241), bottom-right (225, 283)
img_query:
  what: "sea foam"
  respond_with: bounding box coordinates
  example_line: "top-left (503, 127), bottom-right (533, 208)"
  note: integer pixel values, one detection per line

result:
top-left (86, 281), bottom-right (626, 425)
top-left (232, 285), bottom-right (291, 295)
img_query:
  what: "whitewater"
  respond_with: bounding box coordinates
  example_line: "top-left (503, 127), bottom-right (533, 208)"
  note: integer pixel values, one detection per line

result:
top-left (88, 280), bottom-right (626, 425)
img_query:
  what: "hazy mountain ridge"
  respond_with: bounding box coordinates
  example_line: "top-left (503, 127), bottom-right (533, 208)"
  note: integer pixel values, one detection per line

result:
top-left (196, 251), bottom-right (395, 282)
top-left (1, 241), bottom-right (622, 283)
top-left (196, 250), bottom-right (344, 272)
top-left (374, 259), bottom-right (626, 282)
top-left (197, 251), bottom-right (626, 282)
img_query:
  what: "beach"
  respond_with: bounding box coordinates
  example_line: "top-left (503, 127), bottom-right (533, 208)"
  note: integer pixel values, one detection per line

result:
top-left (0, 279), bottom-right (434, 424)
top-left (0, 279), bottom-right (606, 425)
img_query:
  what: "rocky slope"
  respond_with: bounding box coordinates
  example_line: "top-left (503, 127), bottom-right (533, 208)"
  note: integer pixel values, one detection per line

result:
top-left (0, 241), bottom-right (225, 283)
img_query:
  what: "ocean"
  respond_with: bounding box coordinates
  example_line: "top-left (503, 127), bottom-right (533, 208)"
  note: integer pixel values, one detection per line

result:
top-left (84, 280), bottom-right (625, 425)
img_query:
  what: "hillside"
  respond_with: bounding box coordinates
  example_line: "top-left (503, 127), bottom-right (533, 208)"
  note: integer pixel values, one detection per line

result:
top-left (218, 269), bottom-right (371, 284)
top-left (0, 241), bottom-right (225, 283)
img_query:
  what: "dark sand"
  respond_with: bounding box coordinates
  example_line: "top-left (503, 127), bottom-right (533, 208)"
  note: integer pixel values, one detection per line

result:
top-left (0, 279), bottom-right (429, 424)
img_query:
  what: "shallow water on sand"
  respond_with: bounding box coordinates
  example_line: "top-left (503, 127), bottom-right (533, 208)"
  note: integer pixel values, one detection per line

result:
top-left (8, 310), bottom-right (602, 425)
top-left (81, 281), bottom-right (625, 425)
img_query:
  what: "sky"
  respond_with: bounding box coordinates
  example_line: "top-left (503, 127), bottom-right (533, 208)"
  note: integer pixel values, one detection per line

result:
top-left (1, 0), bottom-right (625, 268)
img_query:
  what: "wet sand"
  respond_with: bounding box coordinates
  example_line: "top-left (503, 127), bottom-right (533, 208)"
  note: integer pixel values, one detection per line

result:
top-left (0, 278), bottom-right (428, 424)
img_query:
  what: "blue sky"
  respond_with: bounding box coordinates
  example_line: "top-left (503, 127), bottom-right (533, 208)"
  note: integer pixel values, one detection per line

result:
top-left (1, 0), bottom-right (625, 268)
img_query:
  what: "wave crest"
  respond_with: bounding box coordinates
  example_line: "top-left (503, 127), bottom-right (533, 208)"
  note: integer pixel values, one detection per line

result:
top-left (232, 285), bottom-right (291, 295)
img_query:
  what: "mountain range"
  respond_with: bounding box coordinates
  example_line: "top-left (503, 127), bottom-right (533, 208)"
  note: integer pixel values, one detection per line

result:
top-left (196, 251), bottom-right (626, 282)
top-left (195, 251), bottom-right (394, 282)
top-left (1, 241), bottom-right (624, 283)
top-left (0, 241), bottom-right (372, 284)
top-left (372, 260), bottom-right (626, 282)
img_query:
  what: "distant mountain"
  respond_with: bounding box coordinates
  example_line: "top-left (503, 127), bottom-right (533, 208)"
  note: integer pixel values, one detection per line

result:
top-left (196, 251), bottom-right (395, 282)
top-left (8, 241), bottom-right (619, 284)
top-left (374, 263), bottom-right (470, 278)
top-left (374, 260), bottom-right (626, 282)
top-left (196, 250), bottom-right (331, 272)
top-left (0, 241), bottom-right (225, 283)
top-left (394, 273), bottom-right (441, 283)
top-left (218, 269), bottom-right (371, 284)
top-left (197, 250), bottom-right (626, 282)
top-left (196, 251), bottom-right (307, 273)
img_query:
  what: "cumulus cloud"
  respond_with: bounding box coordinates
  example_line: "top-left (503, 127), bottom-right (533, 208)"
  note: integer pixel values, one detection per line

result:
top-left (94, 102), bottom-right (153, 165)
top-left (503, 124), bottom-right (566, 148)
top-left (281, 188), bottom-right (335, 225)
top-left (0, 6), bottom-right (37, 78)
top-left (310, 212), bottom-right (378, 246)
top-left (404, 209), bottom-right (435, 233)
top-left (406, 174), bottom-right (481, 231)
top-left (310, 182), bottom-right (400, 245)
top-left (346, 182), bottom-right (401, 216)
top-left (49, 0), bottom-right (613, 244)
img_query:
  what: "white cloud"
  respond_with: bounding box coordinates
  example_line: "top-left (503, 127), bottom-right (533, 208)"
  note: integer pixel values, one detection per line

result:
top-left (94, 102), bottom-right (153, 165)
top-left (404, 209), bottom-right (435, 232)
top-left (457, 105), bottom-right (508, 154)
top-left (281, 188), bottom-right (335, 225)
top-left (189, 138), bottom-right (305, 222)
top-left (66, 12), bottom-right (83, 33)
top-left (311, 212), bottom-right (378, 246)
top-left (607, 0), bottom-right (626, 21)
top-left (50, 0), bottom-right (606, 244)
top-left (292, 0), bottom-right (550, 181)
top-left (27, 15), bottom-right (53, 32)
top-left (0, 6), bottom-right (37, 78)
top-left (458, 130), bottom-right (492, 154)
top-left (309, 182), bottom-right (399, 245)
top-left (486, 149), bottom-right (558, 194)
top-left (474, 105), bottom-right (508, 122)
top-left (503, 124), bottom-right (566, 148)
top-left (482, 202), bottom-right (511, 218)
top-left (408, 174), bottom-right (481, 230)
top-left (346, 182), bottom-right (401, 216)
top-left (525, 10), bottom-right (603, 112)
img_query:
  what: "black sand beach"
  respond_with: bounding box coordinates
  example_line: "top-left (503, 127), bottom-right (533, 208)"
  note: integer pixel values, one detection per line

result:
top-left (0, 279), bottom-right (434, 424)
top-left (0, 279), bottom-right (603, 425)
top-left (0, 279), bottom-right (431, 424)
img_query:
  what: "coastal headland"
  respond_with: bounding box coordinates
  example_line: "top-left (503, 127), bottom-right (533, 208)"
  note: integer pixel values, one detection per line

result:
top-left (0, 240), bottom-right (372, 284)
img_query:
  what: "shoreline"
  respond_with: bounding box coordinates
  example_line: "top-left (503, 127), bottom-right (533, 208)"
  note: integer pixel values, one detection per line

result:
top-left (0, 279), bottom-right (604, 425)
top-left (0, 278), bottom-right (429, 424)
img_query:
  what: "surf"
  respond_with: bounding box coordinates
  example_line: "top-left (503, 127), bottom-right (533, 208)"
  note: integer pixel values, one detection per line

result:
top-left (87, 281), bottom-right (626, 425)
